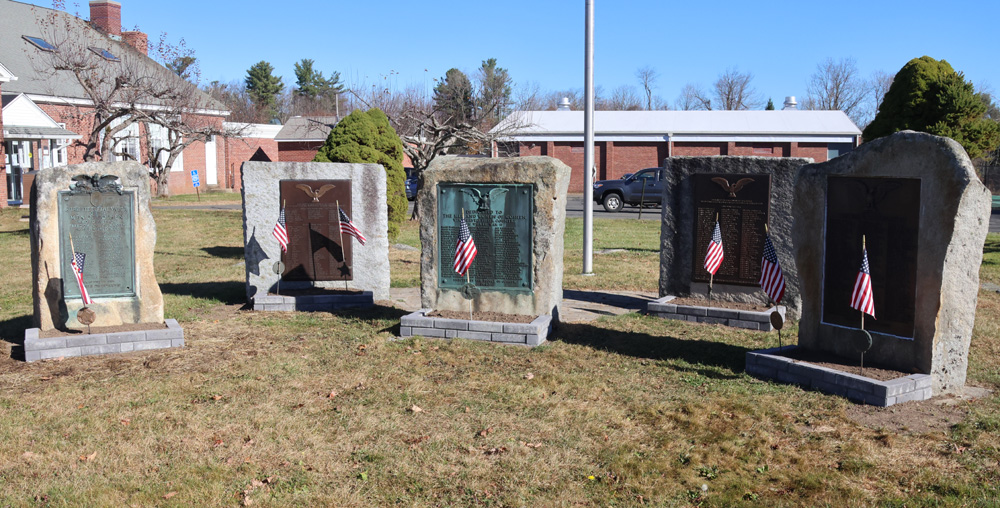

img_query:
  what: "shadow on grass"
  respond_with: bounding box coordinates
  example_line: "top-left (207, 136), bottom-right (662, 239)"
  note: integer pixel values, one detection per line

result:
top-left (0, 229), bottom-right (29, 237)
top-left (201, 246), bottom-right (244, 259)
top-left (160, 281), bottom-right (245, 305)
top-left (552, 321), bottom-right (749, 373)
top-left (0, 314), bottom-right (31, 346)
top-left (563, 289), bottom-right (656, 310)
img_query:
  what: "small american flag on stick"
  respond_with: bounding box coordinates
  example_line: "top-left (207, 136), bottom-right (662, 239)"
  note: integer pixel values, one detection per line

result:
top-left (453, 218), bottom-right (477, 276)
top-left (71, 251), bottom-right (94, 304)
top-left (850, 239), bottom-right (875, 319)
top-left (338, 207), bottom-right (367, 246)
top-left (704, 220), bottom-right (724, 275)
top-left (272, 206), bottom-right (288, 252)
top-left (759, 230), bottom-right (785, 304)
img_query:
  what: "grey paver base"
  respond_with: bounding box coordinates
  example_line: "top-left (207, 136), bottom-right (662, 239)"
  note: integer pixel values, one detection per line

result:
top-left (745, 346), bottom-right (933, 407)
top-left (399, 310), bottom-right (551, 346)
top-left (648, 296), bottom-right (784, 331)
top-left (252, 292), bottom-right (374, 312)
top-left (23, 319), bottom-right (184, 362)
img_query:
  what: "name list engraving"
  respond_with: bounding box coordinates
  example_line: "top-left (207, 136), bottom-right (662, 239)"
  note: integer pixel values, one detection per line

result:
top-left (437, 183), bottom-right (533, 292)
top-left (58, 191), bottom-right (136, 298)
top-left (691, 173), bottom-right (771, 286)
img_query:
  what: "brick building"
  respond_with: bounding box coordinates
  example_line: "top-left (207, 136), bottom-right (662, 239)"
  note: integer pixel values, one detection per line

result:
top-left (495, 102), bottom-right (862, 192)
top-left (0, 0), bottom-right (230, 207)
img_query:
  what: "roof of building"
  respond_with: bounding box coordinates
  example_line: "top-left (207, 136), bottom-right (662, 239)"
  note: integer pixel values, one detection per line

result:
top-left (492, 110), bottom-right (862, 141)
top-left (2, 93), bottom-right (81, 139)
top-left (274, 116), bottom-right (338, 142)
top-left (0, 0), bottom-right (226, 113)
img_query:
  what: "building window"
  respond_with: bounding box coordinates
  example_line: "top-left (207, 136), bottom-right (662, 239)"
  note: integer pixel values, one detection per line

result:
top-left (88, 47), bottom-right (120, 62)
top-left (753, 146), bottom-right (773, 155)
top-left (106, 117), bottom-right (140, 162)
top-left (23, 35), bottom-right (57, 52)
top-left (147, 122), bottom-right (184, 172)
top-left (828, 143), bottom-right (854, 160)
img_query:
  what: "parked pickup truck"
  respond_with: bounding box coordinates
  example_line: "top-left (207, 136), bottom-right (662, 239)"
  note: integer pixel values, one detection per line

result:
top-left (592, 167), bottom-right (664, 212)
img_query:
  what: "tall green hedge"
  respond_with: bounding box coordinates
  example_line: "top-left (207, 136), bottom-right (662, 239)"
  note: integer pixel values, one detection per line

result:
top-left (863, 56), bottom-right (999, 159)
top-left (314, 108), bottom-right (407, 240)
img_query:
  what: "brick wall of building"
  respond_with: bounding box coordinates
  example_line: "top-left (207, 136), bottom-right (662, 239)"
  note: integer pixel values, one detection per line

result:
top-left (278, 141), bottom-right (324, 163)
top-left (223, 137), bottom-right (279, 191)
top-left (790, 142), bottom-right (829, 162)
top-left (672, 142), bottom-right (727, 157)
top-left (607, 142), bottom-right (667, 179)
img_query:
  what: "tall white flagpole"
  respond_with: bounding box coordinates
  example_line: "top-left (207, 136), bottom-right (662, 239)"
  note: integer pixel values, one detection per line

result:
top-left (582, 0), bottom-right (595, 275)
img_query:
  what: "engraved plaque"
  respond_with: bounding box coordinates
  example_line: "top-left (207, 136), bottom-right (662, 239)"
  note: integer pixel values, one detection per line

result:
top-left (437, 183), bottom-right (533, 292)
top-left (279, 179), bottom-right (353, 281)
top-left (691, 173), bottom-right (771, 286)
top-left (58, 190), bottom-right (136, 298)
top-left (822, 177), bottom-right (919, 338)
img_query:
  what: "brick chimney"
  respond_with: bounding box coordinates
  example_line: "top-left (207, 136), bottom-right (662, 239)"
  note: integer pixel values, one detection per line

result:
top-left (89, 1), bottom-right (122, 38)
top-left (121, 31), bottom-right (148, 55)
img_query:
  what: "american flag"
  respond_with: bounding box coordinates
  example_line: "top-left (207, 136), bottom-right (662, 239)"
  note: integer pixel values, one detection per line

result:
top-left (850, 245), bottom-right (876, 318)
top-left (453, 218), bottom-right (477, 276)
top-left (272, 206), bottom-right (288, 252)
top-left (759, 232), bottom-right (785, 304)
top-left (704, 220), bottom-right (724, 275)
top-left (71, 251), bottom-right (94, 304)
top-left (339, 207), bottom-right (367, 246)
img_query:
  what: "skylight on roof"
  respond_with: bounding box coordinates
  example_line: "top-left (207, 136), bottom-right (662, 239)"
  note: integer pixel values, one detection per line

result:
top-left (23, 35), bottom-right (57, 52)
top-left (88, 47), bottom-right (120, 62)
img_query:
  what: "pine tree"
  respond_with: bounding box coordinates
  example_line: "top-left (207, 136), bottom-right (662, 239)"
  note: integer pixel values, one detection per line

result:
top-left (863, 56), bottom-right (999, 158)
top-left (314, 109), bottom-right (407, 240)
top-left (245, 61), bottom-right (283, 121)
top-left (293, 58), bottom-right (343, 100)
top-left (765, 98), bottom-right (775, 110)
top-left (433, 68), bottom-right (474, 125)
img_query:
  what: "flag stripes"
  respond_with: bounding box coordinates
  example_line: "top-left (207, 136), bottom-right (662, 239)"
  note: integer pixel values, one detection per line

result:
top-left (759, 232), bottom-right (785, 304)
top-left (272, 207), bottom-right (288, 252)
top-left (338, 207), bottom-right (367, 246)
top-left (71, 251), bottom-right (93, 305)
top-left (453, 218), bottom-right (477, 276)
top-left (704, 220), bottom-right (724, 275)
top-left (850, 246), bottom-right (875, 318)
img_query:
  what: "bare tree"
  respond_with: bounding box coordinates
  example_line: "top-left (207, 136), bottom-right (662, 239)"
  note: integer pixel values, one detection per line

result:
top-left (714, 67), bottom-right (762, 110)
top-left (803, 58), bottom-right (868, 125)
top-left (635, 66), bottom-right (659, 111)
top-left (32, 7), bottom-right (235, 196)
top-left (676, 83), bottom-right (712, 110)
top-left (601, 85), bottom-right (643, 111)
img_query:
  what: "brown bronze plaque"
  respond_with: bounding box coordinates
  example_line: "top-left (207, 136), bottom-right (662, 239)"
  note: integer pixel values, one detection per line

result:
top-left (822, 177), bottom-right (919, 338)
top-left (691, 173), bottom-right (771, 286)
top-left (278, 179), bottom-right (353, 281)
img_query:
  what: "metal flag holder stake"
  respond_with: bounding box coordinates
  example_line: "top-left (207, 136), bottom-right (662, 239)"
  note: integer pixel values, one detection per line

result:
top-left (336, 200), bottom-right (350, 292)
top-left (68, 233), bottom-right (94, 334)
top-left (770, 308), bottom-right (784, 350)
top-left (272, 260), bottom-right (285, 295)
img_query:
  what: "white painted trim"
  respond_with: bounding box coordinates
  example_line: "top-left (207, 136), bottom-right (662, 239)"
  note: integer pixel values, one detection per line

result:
top-left (510, 133), bottom-right (858, 144)
top-left (205, 136), bottom-right (218, 185)
top-left (274, 137), bottom-right (326, 143)
top-left (0, 61), bottom-right (17, 83)
top-left (24, 93), bottom-right (230, 117)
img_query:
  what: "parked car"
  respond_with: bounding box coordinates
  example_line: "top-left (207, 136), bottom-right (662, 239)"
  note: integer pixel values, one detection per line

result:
top-left (405, 168), bottom-right (419, 200)
top-left (592, 167), bottom-right (664, 212)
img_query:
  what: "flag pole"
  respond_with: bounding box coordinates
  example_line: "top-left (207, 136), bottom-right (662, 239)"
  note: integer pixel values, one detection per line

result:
top-left (69, 233), bottom-right (91, 333)
top-left (860, 234), bottom-right (866, 376)
top-left (337, 200), bottom-right (349, 291)
top-left (277, 201), bottom-right (285, 296)
top-left (463, 208), bottom-right (472, 321)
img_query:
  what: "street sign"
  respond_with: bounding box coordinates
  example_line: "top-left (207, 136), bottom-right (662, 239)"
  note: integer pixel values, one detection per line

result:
top-left (191, 169), bottom-right (200, 188)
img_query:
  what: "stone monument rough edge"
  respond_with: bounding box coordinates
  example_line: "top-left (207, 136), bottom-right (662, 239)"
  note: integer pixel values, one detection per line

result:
top-left (792, 130), bottom-right (990, 394)
top-left (30, 161), bottom-right (164, 332)
top-left (417, 156), bottom-right (571, 319)
top-left (239, 161), bottom-right (391, 304)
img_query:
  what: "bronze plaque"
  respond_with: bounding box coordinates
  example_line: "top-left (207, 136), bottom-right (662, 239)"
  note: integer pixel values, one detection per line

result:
top-left (691, 173), bottom-right (771, 286)
top-left (58, 190), bottom-right (136, 298)
top-left (437, 183), bottom-right (533, 292)
top-left (822, 177), bottom-right (919, 338)
top-left (279, 179), bottom-right (353, 281)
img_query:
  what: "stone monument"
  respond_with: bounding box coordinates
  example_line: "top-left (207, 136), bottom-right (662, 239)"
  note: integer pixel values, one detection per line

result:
top-left (399, 156), bottom-right (571, 346)
top-left (25, 161), bottom-right (182, 362)
top-left (746, 131), bottom-right (990, 405)
top-left (241, 161), bottom-right (390, 311)
top-left (649, 156), bottom-right (811, 328)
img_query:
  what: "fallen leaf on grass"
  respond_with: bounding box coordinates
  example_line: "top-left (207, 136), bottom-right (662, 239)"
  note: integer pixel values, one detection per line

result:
top-left (120, 418), bottom-right (131, 426)
top-left (211, 395), bottom-right (223, 401)
top-left (327, 390), bottom-right (338, 399)
top-left (163, 491), bottom-right (177, 500)
top-left (79, 451), bottom-right (97, 462)
top-left (524, 372), bottom-right (534, 380)
top-left (40, 376), bottom-right (52, 381)
top-left (484, 446), bottom-right (508, 455)
top-left (477, 427), bottom-right (494, 438)
top-left (213, 439), bottom-right (224, 448)
top-left (408, 405), bottom-right (423, 413)
top-left (520, 441), bottom-right (542, 448)
top-left (404, 435), bottom-right (430, 448)
top-left (22, 451), bottom-right (36, 459)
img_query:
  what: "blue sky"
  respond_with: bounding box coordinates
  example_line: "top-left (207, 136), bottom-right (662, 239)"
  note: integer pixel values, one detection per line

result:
top-left (71, 0), bottom-right (1000, 107)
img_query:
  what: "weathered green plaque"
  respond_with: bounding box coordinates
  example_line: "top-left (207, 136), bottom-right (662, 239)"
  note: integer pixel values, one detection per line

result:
top-left (438, 183), bottom-right (533, 292)
top-left (58, 190), bottom-right (136, 299)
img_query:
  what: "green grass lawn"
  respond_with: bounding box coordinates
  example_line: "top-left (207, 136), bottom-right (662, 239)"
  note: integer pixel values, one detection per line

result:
top-left (1, 206), bottom-right (999, 506)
